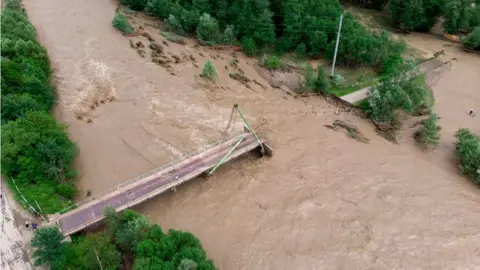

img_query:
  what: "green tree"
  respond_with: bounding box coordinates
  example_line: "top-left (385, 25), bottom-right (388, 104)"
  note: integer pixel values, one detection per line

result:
top-left (380, 54), bottom-right (404, 76)
top-left (414, 113), bottom-right (441, 147)
top-left (1, 111), bottom-right (78, 185)
top-left (75, 234), bottom-right (122, 270)
top-left (201, 60), bottom-right (218, 81)
top-left (230, 0), bottom-right (275, 45)
top-left (196, 13), bottom-right (221, 45)
top-left (301, 64), bottom-right (316, 91)
top-left (223, 25), bottom-right (236, 44)
top-left (443, 0), bottom-right (472, 34)
top-left (295, 43), bottom-right (307, 59)
top-left (1, 9), bottom-right (37, 42)
top-left (31, 227), bottom-right (67, 269)
top-left (192, 0), bottom-right (211, 15)
top-left (112, 12), bottom-right (134, 33)
top-left (455, 128), bottom-right (480, 183)
top-left (462, 26), bottom-right (480, 50)
top-left (1, 93), bottom-right (45, 122)
top-left (145, 0), bottom-right (173, 18)
top-left (242, 37), bottom-right (257, 56)
top-left (167, 14), bottom-right (184, 34)
top-left (120, 0), bottom-right (148, 11)
top-left (309, 31), bottom-right (328, 57)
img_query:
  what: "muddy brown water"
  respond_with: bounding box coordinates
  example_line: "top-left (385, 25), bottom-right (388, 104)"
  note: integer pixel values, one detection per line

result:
top-left (24, 0), bottom-right (480, 269)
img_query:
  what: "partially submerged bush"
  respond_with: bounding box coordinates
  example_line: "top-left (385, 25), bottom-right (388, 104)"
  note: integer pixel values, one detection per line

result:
top-left (196, 13), bottom-right (221, 45)
top-left (414, 113), bottom-right (441, 148)
top-left (161, 31), bottom-right (185, 44)
top-left (455, 128), bottom-right (480, 183)
top-left (112, 12), bottom-right (134, 33)
top-left (315, 67), bottom-right (329, 95)
top-left (366, 61), bottom-right (429, 126)
top-left (300, 64), bottom-right (316, 92)
top-left (201, 60), bottom-right (217, 81)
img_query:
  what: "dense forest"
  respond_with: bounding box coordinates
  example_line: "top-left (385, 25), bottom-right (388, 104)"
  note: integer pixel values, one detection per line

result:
top-left (1, 1), bottom-right (78, 213)
top-left (121, 0), bottom-right (407, 69)
top-left (344, 0), bottom-right (480, 50)
top-left (31, 208), bottom-right (217, 270)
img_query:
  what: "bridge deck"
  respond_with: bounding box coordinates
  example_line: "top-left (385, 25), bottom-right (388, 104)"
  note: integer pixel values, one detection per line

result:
top-left (50, 133), bottom-right (267, 236)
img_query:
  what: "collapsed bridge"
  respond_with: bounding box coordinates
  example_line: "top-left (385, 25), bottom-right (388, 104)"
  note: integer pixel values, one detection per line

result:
top-left (47, 105), bottom-right (272, 236)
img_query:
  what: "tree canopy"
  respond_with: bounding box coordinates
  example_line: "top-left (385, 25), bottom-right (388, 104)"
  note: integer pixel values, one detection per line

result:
top-left (122, 0), bottom-right (405, 67)
top-left (1, 4), bottom-right (78, 213)
top-left (32, 209), bottom-right (217, 270)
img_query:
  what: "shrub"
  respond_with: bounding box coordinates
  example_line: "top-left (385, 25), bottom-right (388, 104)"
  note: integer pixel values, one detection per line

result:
top-left (380, 54), bottom-right (404, 76)
top-left (196, 13), bottom-right (221, 45)
top-left (56, 183), bottom-right (76, 199)
top-left (120, 0), bottom-right (148, 11)
top-left (462, 26), bottom-right (480, 50)
top-left (201, 60), bottom-right (217, 81)
top-left (455, 128), bottom-right (480, 183)
top-left (261, 55), bottom-right (281, 70)
top-left (1, 93), bottom-right (46, 122)
top-left (1, 111), bottom-right (78, 186)
top-left (242, 36), bottom-right (257, 56)
top-left (223, 24), bottom-right (236, 44)
top-left (112, 12), bottom-right (134, 33)
top-left (315, 67), bottom-right (329, 95)
top-left (414, 113), bottom-right (441, 147)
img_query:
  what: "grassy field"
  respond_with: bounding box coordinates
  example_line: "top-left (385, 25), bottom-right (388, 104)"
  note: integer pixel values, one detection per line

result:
top-left (329, 79), bottom-right (378, 97)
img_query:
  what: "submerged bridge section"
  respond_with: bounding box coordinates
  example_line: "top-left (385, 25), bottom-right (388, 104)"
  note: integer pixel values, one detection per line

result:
top-left (48, 131), bottom-right (272, 236)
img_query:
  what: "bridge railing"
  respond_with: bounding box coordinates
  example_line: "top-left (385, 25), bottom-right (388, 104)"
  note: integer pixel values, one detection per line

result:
top-left (54, 132), bottom-right (247, 217)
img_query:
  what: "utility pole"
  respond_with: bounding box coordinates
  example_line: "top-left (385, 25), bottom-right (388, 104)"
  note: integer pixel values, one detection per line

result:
top-left (330, 14), bottom-right (344, 78)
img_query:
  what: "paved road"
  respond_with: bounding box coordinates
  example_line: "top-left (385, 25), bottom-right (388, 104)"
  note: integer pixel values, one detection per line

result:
top-left (0, 178), bottom-right (33, 270)
top-left (52, 133), bottom-right (265, 236)
top-left (339, 87), bottom-right (370, 104)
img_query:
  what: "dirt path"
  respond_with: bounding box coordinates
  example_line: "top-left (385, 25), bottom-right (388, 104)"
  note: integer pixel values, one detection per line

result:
top-left (22, 0), bottom-right (480, 269)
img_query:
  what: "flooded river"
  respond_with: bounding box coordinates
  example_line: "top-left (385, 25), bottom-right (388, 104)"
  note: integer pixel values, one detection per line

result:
top-left (24, 0), bottom-right (480, 268)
